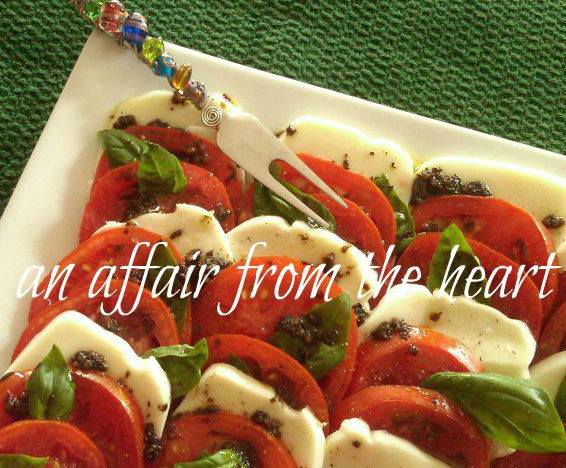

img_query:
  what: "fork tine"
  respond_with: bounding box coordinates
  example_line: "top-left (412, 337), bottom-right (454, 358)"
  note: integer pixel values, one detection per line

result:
top-left (274, 150), bottom-right (348, 208)
top-left (258, 173), bottom-right (330, 228)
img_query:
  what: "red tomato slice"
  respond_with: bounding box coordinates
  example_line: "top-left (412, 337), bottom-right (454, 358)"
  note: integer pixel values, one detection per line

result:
top-left (412, 195), bottom-right (558, 315)
top-left (0, 370), bottom-right (145, 467)
top-left (347, 325), bottom-right (484, 395)
top-left (331, 385), bottom-right (490, 467)
top-left (80, 160), bottom-right (235, 241)
top-left (206, 334), bottom-right (329, 427)
top-left (278, 154), bottom-right (397, 247)
top-left (0, 372), bottom-right (27, 428)
top-left (235, 186), bottom-right (386, 268)
top-left (492, 446), bottom-right (566, 467)
top-left (311, 193), bottom-right (386, 265)
top-left (153, 412), bottom-right (297, 467)
top-left (29, 226), bottom-right (183, 322)
top-left (0, 420), bottom-right (106, 467)
top-left (396, 233), bottom-right (543, 337)
top-left (15, 280), bottom-right (180, 359)
top-left (192, 256), bottom-right (358, 409)
top-left (95, 125), bottom-right (243, 209)
top-left (536, 300), bottom-right (566, 362)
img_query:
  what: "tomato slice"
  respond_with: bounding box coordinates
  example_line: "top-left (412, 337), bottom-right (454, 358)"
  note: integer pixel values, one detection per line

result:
top-left (206, 334), bottom-right (329, 426)
top-left (95, 125), bottom-right (243, 209)
top-left (80, 160), bottom-right (235, 241)
top-left (412, 195), bottom-right (558, 315)
top-left (311, 193), bottom-right (386, 265)
top-left (235, 187), bottom-right (386, 268)
top-left (192, 256), bottom-right (358, 410)
top-left (28, 226), bottom-right (182, 321)
top-left (492, 445), bottom-right (566, 467)
top-left (15, 280), bottom-right (180, 359)
top-left (278, 154), bottom-right (397, 247)
top-left (396, 233), bottom-right (543, 337)
top-left (0, 370), bottom-right (145, 467)
top-left (331, 385), bottom-right (490, 466)
top-left (154, 412), bottom-right (297, 467)
top-left (347, 325), bottom-right (484, 395)
top-left (536, 300), bottom-right (566, 362)
top-left (0, 420), bottom-right (106, 467)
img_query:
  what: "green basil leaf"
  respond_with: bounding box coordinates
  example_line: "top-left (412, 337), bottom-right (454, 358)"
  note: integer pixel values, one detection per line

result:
top-left (144, 339), bottom-right (209, 400)
top-left (253, 178), bottom-right (336, 232)
top-left (423, 371), bottom-right (566, 453)
top-left (271, 293), bottom-right (351, 379)
top-left (137, 143), bottom-right (187, 194)
top-left (174, 448), bottom-right (248, 467)
top-left (426, 223), bottom-right (489, 304)
top-left (97, 129), bottom-right (150, 167)
top-left (26, 345), bottom-right (75, 421)
top-left (371, 174), bottom-right (415, 254)
top-left (0, 455), bottom-right (49, 467)
top-left (554, 374), bottom-right (566, 420)
top-left (229, 354), bottom-right (252, 376)
top-left (147, 243), bottom-right (188, 334)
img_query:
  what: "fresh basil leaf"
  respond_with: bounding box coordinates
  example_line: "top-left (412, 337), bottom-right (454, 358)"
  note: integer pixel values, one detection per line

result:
top-left (147, 243), bottom-right (188, 334)
top-left (423, 371), bottom-right (566, 453)
top-left (229, 354), bottom-right (252, 376)
top-left (271, 293), bottom-right (351, 379)
top-left (554, 374), bottom-right (566, 420)
top-left (426, 223), bottom-right (489, 304)
top-left (0, 455), bottom-right (48, 467)
top-left (174, 448), bottom-right (248, 467)
top-left (25, 345), bottom-right (75, 421)
top-left (144, 339), bottom-right (209, 399)
top-left (137, 143), bottom-right (187, 194)
top-left (371, 174), bottom-right (415, 254)
top-left (253, 178), bottom-right (337, 232)
top-left (97, 129), bottom-right (150, 167)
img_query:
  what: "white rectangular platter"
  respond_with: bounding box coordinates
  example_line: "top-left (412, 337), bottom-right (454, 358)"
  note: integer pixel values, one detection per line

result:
top-left (0, 31), bottom-right (564, 369)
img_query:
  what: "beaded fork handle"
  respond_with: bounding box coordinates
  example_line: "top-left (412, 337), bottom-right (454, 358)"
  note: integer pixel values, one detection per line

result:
top-left (71, 0), bottom-right (348, 227)
top-left (71, 0), bottom-right (218, 121)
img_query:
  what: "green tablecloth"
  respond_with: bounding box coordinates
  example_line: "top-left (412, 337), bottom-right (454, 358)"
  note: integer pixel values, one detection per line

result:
top-left (1, 0), bottom-right (564, 214)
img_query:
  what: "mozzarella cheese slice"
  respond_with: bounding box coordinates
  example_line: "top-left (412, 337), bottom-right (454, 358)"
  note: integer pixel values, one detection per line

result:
top-left (279, 115), bottom-right (414, 203)
top-left (530, 350), bottom-right (566, 400)
top-left (99, 203), bottom-right (234, 261)
top-left (227, 216), bottom-right (379, 308)
top-left (6, 311), bottom-right (171, 437)
top-left (108, 89), bottom-right (204, 131)
top-left (360, 284), bottom-right (536, 378)
top-left (175, 363), bottom-right (325, 468)
top-left (417, 156), bottom-right (566, 268)
top-left (324, 418), bottom-right (448, 468)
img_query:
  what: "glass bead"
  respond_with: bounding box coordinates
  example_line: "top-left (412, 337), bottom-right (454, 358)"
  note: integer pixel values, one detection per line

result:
top-left (171, 64), bottom-right (192, 90)
top-left (184, 80), bottom-right (208, 109)
top-left (82, 0), bottom-right (104, 22)
top-left (121, 12), bottom-right (148, 52)
top-left (142, 37), bottom-right (164, 65)
top-left (151, 54), bottom-right (177, 80)
top-left (99, 0), bottom-right (127, 35)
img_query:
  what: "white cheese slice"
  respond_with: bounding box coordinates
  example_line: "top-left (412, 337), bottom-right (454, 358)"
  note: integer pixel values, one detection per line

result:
top-left (175, 363), bottom-right (325, 468)
top-left (6, 311), bottom-right (171, 437)
top-left (227, 216), bottom-right (379, 308)
top-left (324, 418), bottom-right (448, 468)
top-left (360, 284), bottom-right (536, 378)
top-left (530, 350), bottom-right (566, 400)
top-left (108, 89), bottom-right (204, 130)
top-left (417, 156), bottom-right (566, 268)
top-left (98, 203), bottom-right (234, 261)
top-left (279, 115), bottom-right (414, 203)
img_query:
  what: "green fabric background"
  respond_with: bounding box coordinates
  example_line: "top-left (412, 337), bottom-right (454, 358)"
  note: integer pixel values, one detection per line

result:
top-left (0, 1), bottom-right (564, 214)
